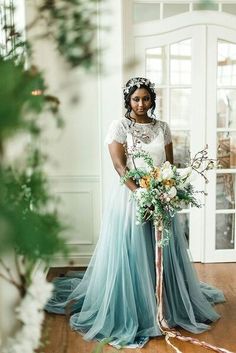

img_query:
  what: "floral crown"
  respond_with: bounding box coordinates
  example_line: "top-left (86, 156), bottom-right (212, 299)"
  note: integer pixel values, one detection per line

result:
top-left (123, 77), bottom-right (155, 94)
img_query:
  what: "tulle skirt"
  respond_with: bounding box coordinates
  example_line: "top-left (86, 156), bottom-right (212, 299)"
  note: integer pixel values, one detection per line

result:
top-left (45, 178), bottom-right (225, 348)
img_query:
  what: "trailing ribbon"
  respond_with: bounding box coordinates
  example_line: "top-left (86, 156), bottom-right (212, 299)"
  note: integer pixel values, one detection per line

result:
top-left (155, 226), bottom-right (235, 353)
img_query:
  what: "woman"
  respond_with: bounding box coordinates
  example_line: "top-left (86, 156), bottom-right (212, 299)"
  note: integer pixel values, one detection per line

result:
top-left (45, 77), bottom-right (225, 349)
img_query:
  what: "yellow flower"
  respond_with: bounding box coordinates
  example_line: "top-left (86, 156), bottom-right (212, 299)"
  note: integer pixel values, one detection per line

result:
top-left (150, 167), bottom-right (161, 180)
top-left (139, 175), bottom-right (151, 189)
top-left (163, 179), bottom-right (175, 188)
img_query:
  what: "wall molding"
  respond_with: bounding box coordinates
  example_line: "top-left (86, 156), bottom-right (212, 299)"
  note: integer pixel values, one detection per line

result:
top-left (134, 10), bottom-right (236, 37)
top-left (50, 254), bottom-right (93, 267)
top-left (48, 175), bottom-right (100, 183)
top-left (47, 174), bottom-right (101, 254)
top-left (56, 190), bottom-right (94, 245)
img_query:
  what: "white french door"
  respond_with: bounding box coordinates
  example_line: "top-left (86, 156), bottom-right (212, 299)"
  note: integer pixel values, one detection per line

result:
top-left (133, 21), bottom-right (236, 262)
top-left (205, 25), bottom-right (236, 262)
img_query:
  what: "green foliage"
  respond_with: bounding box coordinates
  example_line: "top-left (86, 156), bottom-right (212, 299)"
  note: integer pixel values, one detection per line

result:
top-left (0, 148), bottom-right (68, 270)
top-left (0, 58), bottom-right (46, 139)
top-left (0, 55), bottom-right (67, 273)
top-left (195, 0), bottom-right (218, 10)
top-left (120, 150), bottom-right (154, 184)
top-left (31, 0), bottom-right (103, 69)
top-left (132, 150), bottom-right (154, 169)
top-left (0, 57), bottom-right (67, 265)
top-left (92, 337), bottom-right (126, 353)
top-left (91, 338), bottom-right (113, 353)
top-left (120, 169), bottom-right (146, 184)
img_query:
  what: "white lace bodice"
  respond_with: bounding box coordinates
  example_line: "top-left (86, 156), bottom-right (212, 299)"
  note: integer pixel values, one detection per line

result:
top-left (105, 118), bottom-right (172, 170)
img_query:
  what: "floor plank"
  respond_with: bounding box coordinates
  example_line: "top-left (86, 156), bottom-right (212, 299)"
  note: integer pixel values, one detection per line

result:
top-left (43, 264), bottom-right (236, 353)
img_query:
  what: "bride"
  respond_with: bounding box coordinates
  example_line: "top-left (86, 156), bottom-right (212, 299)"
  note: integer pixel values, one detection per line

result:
top-left (45, 77), bottom-right (225, 349)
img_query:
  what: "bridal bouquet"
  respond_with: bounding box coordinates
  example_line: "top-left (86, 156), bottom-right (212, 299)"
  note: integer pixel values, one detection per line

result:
top-left (121, 146), bottom-right (215, 246)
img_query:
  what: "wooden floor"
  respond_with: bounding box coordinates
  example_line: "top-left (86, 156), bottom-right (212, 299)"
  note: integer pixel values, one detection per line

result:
top-left (43, 264), bottom-right (236, 353)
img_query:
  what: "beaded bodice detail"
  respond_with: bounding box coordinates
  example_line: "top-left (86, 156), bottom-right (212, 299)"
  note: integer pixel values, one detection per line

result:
top-left (105, 118), bottom-right (172, 170)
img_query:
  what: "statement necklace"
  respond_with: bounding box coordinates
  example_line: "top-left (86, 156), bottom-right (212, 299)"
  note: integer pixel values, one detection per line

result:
top-left (127, 115), bottom-right (156, 125)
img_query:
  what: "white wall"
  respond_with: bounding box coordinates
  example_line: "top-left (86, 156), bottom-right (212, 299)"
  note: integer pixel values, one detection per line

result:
top-left (23, 0), bottom-right (124, 265)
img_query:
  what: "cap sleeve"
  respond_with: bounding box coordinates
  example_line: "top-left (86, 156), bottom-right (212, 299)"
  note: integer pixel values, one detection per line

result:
top-left (163, 122), bottom-right (172, 146)
top-left (104, 120), bottom-right (127, 145)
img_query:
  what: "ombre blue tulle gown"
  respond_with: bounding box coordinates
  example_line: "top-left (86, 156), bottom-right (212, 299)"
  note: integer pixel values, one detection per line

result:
top-left (45, 118), bottom-right (225, 349)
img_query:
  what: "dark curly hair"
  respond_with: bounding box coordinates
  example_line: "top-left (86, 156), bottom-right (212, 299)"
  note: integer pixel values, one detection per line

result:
top-left (123, 77), bottom-right (156, 119)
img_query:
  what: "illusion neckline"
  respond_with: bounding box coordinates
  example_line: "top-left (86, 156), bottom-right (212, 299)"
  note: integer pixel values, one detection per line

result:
top-left (124, 117), bottom-right (156, 125)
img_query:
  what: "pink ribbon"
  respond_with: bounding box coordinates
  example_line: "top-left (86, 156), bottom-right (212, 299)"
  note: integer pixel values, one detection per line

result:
top-left (155, 226), bottom-right (235, 353)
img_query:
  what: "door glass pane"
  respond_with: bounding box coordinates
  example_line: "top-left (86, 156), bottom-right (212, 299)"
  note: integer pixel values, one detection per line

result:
top-left (134, 3), bottom-right (160, 23)
top-left (216, 174), bottom-right (236, 209)
top-left (146, 47), bottom-right (167, 85)
top-left (215, 38), bottom-right (236, 256)
top-left (178, 213), bottom-right (189, 246)
top-left (193, 2), bottom-right (218, 10)
top-left (170, 39), bottom-right (191, 85)
top-left (222, 4), bottom-right (236, 16)
top-left (170, 88), bottom-right (191, 129)
top-left (216, 213), bottom-right (235, 249)
top-left (156, 88), bottom-right (166, 121)
top-left (217, 132), bottom-right (236, 169)
top-left (163, 4), bottom-right (189, 19)
top-left (172, 131), bottom-right (190, 168)
top-left (218, 40), bottom-right (236, 86)
top-left (217, 89), bottom-right (236, 128)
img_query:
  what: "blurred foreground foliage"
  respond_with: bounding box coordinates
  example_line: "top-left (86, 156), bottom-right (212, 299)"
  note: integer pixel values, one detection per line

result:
top-left (0, 55), bottom-right (67, 290)
top-left (0, 58), bottom-right (46, 139)
top-left (27, 0), bottom-right (102, 69)
top-left (0, 0), bottom-right (100, 291)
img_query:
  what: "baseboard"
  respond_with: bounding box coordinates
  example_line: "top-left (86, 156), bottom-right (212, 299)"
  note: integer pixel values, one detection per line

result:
top-left (49, 255), bottom-right (92, 268)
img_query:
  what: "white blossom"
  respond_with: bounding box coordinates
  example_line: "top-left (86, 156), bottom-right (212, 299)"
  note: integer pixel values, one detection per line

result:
top-left (168, 186), bottom-right (177, 199)
top-left (2, 339), bottom-right (33, 353)
top-left (134, 187), bottom-right (147, 201)
top-left (28, 272), bottom-right (53, 306)
top-left (161, 161), bottom-right (173, 180)
top-left (16, 297), bottom-right (44, 325)
top-left (1, 274), bottom-right (53, 353)
top-left (179, 167), bottom-right (192, 180)
top-left (123, 78), bottom-right (155, 94)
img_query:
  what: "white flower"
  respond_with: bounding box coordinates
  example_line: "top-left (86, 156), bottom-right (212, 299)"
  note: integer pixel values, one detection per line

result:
top-left (134, 187), bottom-right (147, 201)
top-left (163, 193), bottom-right (168, 199)
top-left (168, 186), bottom-right (177, 199)
top-left (20, 325), bottom-right (42, 347)
top-left (179, 167), bottom-right (192, 180)
top-left (1, 273), bottom-right (53, 353)
top-left (161, 161), bottom-right (174, 180)
top-left (123, 78), bottom-right (155, 94)
top-left (2, 339), bottom-right (33, 353)
top-left (2, 323), bottom-right (41, 353)
top-left (16, 297), bottom-right (44, 325)
top-left (28, 272), bottom-right (53, 306)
